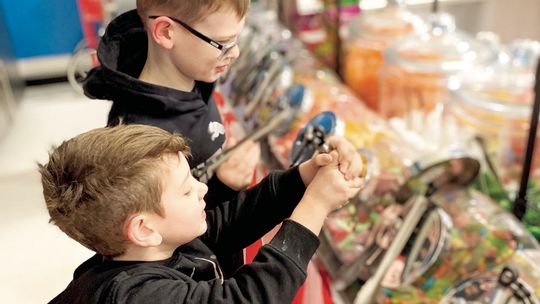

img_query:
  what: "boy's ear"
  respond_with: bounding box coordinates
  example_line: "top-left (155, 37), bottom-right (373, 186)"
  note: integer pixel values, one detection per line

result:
top-left (149, 17), bottom-right (175, 49)
top-left (124, 214), bottom-right (163, 247)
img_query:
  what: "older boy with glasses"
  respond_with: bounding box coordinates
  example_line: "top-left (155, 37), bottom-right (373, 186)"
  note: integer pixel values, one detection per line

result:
top-left (84, 0), bottom-right (258, 200)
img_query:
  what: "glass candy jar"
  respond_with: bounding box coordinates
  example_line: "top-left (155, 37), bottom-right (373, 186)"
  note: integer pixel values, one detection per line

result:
top-left (378, 13), bottom-right (495, 128)
top-left (342, 0), bottom-right (423, 111)
top-left (448, 39), bottom-right (540, 239)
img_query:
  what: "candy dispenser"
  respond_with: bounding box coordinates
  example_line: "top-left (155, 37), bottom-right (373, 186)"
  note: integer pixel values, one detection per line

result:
top-left (378, 13), bottom-right (495, 133)
top-left (342, 0), bottom-right (423, 110)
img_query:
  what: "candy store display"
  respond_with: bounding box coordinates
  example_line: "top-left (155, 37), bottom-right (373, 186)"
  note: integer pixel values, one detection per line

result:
top-left (342, 0), bottom-right (424, 110)
top-left (219, 4), bottom-right (540, 303)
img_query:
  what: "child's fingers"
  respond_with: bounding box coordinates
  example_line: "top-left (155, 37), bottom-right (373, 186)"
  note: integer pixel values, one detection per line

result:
top-left (349, 176), bottom-right (365, 189)
top-left (243, 144), bottom-right (261, 168)
top-left (313, 153), bottom-right (333, 167)
top-left (225, 137), bottom-right (238, 148)
top-left (226, 140), bottom-right (256, 163)
top-left (328, 136), bottom-right (360, 179)
top-left (232, 142), bottom-right (260, 169)
top-left (339, 161), bottom-right (350, 177)
top-left (329, 150), bottom-right (340, 164)
top-left (349, 157), bottom-right (364, 180)
top-left (237, 139), bottom-right (255, 152)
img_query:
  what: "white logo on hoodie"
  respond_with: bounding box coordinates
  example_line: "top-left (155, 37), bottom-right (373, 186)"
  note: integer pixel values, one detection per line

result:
top-left (208, 121), bottom-right (225, 141)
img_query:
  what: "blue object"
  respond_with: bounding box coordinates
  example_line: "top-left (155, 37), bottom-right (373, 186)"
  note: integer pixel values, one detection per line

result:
top-left (288, 85), bottom-right (305, 108)
top-left (0, 0), bottom-right (83, 58)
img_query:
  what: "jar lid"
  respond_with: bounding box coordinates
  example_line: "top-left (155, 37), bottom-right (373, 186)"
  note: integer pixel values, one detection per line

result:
top-left (453, 39), bottom-right (540, 118)
top-left (348, 0), bottom-right (424, 43)
top-left (385, 13), bottom-right (495, 73)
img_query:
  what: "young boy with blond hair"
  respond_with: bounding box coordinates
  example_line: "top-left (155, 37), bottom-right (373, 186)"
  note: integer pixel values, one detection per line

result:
top-left (40, 124), bottom-right (363, 303)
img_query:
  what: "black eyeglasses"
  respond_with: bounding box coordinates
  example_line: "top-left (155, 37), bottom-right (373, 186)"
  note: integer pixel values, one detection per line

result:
top-left (148, 15), bottom-right (237, 60)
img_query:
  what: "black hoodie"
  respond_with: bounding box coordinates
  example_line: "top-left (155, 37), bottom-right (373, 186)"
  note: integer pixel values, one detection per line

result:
top-left (83, 10), bottom-right (234, 200)
top-left (48, 168), bottom-right (319, 304)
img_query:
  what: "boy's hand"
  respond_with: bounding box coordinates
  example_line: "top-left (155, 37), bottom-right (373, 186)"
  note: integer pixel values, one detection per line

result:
top-left (216, 138), bottom-right (261, 191)
top-left (290, 151), bottom-right (364, 234)
top-left (328, 136), bottom-right (363, 180)
top-left (304, 151), bottom-right (364, 212)
top-left (298, 136), bottom-right (364, 186)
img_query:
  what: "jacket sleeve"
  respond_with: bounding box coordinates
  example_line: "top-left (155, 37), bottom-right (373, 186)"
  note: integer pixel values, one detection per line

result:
top-left (203, 174), bottom-right (239, 208)
top-left (105, 220), bottom-right (320, 304)
top-left (201, 166), bottom-right (307, 255)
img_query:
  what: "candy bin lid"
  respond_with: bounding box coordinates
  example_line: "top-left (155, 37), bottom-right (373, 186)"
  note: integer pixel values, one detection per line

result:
top-left (385, 13), bottom-right (496, 73)
top-left (348, 0), bottom-right (424, 43)
top-left (453, 39), bottom-right (540, 119)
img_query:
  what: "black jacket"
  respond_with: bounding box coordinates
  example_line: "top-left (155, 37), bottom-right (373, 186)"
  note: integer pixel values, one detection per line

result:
top-left (49, 168), bottom-right (319, 304)
top-left (83, 10), bottom-right (233, 201)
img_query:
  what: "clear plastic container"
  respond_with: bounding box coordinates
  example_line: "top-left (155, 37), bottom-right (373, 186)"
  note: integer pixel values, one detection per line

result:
top-left (448, 40), bottom-right (540, 192)
top-left (342, 0), bottom-right (423, 110)
top-left (447, 39), bottom-right (540, 242)
top-left (378, 13), bottom-right (495, 122)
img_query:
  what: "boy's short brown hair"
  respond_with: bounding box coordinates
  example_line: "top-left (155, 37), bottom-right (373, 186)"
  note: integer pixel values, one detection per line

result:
top-left (136, 0), bottom-right (250, 25)
top-left (39, 124), bottom-right (191, 257)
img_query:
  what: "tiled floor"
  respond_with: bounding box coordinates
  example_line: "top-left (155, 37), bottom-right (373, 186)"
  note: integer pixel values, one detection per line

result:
top-left (0, 82), bottom-right (111, 303)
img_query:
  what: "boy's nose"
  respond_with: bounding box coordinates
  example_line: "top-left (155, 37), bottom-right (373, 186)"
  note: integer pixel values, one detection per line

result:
top-left (198, 182), bottom-right (209, 199)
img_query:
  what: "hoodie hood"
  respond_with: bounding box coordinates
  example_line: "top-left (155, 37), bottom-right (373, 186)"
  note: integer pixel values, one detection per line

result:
top-left (83, 9), bottom-right (214, 116)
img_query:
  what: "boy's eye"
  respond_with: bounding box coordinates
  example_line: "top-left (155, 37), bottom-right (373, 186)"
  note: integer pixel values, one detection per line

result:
top-left (184, 188), bottom-right (193, 196)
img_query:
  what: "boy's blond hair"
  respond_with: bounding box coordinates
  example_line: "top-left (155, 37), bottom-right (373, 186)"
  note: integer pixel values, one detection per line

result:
top-left (137, 0), bottom-right (250, 25)
top-left (39, 124), bottom-right (191, 257)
